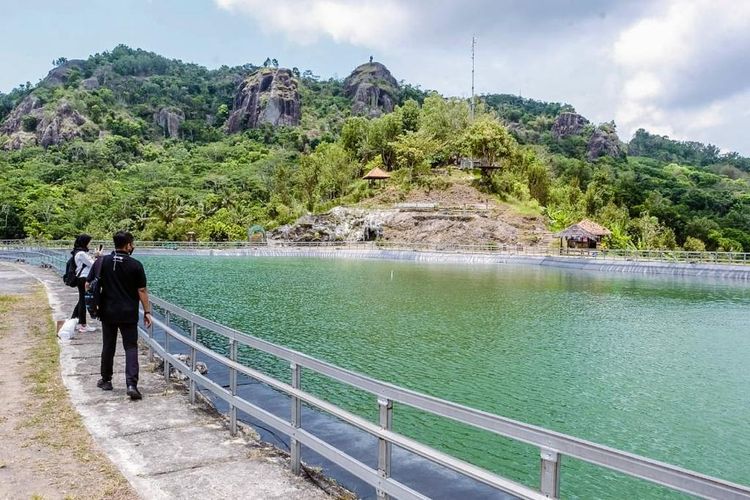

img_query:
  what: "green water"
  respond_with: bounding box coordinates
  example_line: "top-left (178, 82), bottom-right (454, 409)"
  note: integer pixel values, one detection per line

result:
top-left (142, 255), bottom-right (750, 498)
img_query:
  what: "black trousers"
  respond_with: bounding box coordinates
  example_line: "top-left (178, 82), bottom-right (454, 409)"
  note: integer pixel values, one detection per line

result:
top-left (101, 322), bottom-right (139, 387)
top-left (70, 277), bottom-right (87, 325)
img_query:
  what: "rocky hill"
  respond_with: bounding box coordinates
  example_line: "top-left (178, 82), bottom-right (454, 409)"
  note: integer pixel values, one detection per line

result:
top-left (226, 68), bottom-right (301, 132)
top-left (343, 62), bottom-right (400, 117)
top-left (0, 45), bottom-right (748, 253)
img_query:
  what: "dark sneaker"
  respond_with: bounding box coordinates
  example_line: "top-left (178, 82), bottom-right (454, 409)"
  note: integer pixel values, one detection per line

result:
top-left (127, 385), bottom-right (142, 400)
top-left (96, 379), bottom-right (113, 391)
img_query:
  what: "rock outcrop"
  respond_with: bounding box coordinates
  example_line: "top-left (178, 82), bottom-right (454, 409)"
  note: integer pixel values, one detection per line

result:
top-left (43, 60), bottom-right (87, 88)
top-left (343, 62), bottom-right (400, 117)
top-left (551, 112), bottom-right (589, 138)
top-left (271, 180), bottom-right (554, 247)
top-left (0, 95), bottom-right (43, 135)
top-left (587, 125), bottom-right (624, 160)
top-left (225, 68), bottom-right (300, 133)
top-left (154, 107), bottom-right (185, 138)
top-left (81, 77), bottom-right (100, 90)
top-left (272, 207), bottom-right (384, 242)
top-left (1, 97), bottom-right (93, 150)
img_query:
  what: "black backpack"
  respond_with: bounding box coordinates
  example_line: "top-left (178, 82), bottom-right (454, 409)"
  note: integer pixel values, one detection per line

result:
top-left (85, 255), bottom-right (105, 319)
top-left (63, 251), bottom-right (83, 287)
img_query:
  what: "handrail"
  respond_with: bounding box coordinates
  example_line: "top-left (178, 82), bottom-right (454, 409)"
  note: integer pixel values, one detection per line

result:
top-left (1, 239), bottom-right (749, 266)
top-left (142, 295), bottom-right (750, 500)
top-left (3, 247), bottom-right (750, 498)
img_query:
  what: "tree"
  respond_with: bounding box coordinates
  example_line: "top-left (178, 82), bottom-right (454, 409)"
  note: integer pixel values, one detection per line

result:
top-left (296, 143), bottom-right (356, 211)
top-left (396, 99), bottom-right (420, 132)
top-left (419, 94), bottom-right (471, 161)
top-left (263, 57), bottom-right (272, 67)
top-left (340, 116), bottom-right (370, 161)
top-left (365, 113), bottom-right (402, 168)
top-left (216, 104), bottom-right (229, 123)
top-left (392, 132), bottom-right (437, 176)
top-left (461, 117), bottom-right (517, 168)
top-left (683, 236), bottom-right (706, 251)
top-left (271, 58), bottom-right (279, 68)
top-left (631, 212), bottom-right (677, 249)
top-left (52, 57), bottom-right (68, 67)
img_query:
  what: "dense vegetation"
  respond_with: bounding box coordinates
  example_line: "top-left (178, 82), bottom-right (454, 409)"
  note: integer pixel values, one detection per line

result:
top-left (1, 45), bottom-right (748, 251)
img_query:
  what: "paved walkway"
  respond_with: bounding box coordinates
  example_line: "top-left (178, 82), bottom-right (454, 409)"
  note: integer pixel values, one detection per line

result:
top-left (2, 262), bottom-right (331, 500)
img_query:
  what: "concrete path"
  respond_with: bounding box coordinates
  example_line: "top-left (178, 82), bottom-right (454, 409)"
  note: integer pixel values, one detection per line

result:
top-left (1, 262), bottom-right (331, 500)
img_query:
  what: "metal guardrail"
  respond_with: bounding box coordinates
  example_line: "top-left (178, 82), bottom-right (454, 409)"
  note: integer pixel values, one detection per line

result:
top-left (2, 239), bottom-right (750, 266)
top-left (2, 247), bottom-right (750, 498)
top-left (140, 296), bottom-right (750, 500)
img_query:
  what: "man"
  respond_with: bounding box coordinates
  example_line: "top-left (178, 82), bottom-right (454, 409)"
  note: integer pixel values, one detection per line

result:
top-left (96, 231), bottom-right (152, 400)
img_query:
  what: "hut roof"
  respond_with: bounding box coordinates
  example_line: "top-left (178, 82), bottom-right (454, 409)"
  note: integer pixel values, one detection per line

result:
top-left (363, 167), bottom-right (391, 180)
top-left (577, 219), bottom-right (611, 236)
top-left (554, 219), bottom-right (611, 239)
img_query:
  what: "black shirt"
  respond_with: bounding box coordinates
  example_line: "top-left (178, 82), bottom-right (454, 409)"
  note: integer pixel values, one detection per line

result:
top-left (99, 251), bottom-right (147, 324)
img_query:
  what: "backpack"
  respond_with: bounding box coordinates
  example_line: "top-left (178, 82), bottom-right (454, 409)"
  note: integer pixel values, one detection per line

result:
top-left (85, 255), bottom-right (105, 319)
top-left (63, 251), bottom-right (83, 287)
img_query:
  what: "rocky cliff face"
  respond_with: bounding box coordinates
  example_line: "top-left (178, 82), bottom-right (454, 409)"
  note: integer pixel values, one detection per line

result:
top-left (154, 107), bottom-right (185, 138)
top-left (43, 60), bottom-right (87, 88)
top-left (587, 125), bottom-right (624, 160)
top-left (225, 68), bottom-right (301, 132)
top-left (551, 112), bottom-right (589, 138)
top-left (272, 207), bottom-right (384, 242)
top-left (343, 62), bottom-right (400, 117)
top-left (1, 97), bottom-right (93, 150)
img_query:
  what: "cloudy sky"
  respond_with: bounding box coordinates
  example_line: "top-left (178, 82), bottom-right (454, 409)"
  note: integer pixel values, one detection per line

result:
top-left (3, 0), bottom-right (750, 153)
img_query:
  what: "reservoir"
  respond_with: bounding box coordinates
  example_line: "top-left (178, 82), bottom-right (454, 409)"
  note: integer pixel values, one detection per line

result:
top-left (142, 255), bottom-right (750, 498)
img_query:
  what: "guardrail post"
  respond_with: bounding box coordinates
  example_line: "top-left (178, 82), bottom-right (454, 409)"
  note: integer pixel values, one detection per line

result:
top-left (540, 448), bottom-right (561, 498)
top-left (189, 321), bottom-right (197, 404)
top-left (377, 397), bottom-right (393, 500)
top-left (229, 339), bottom-right (238, 436)
top-left (163, 311), bottom-right (171, 381)
top-left (147, 314), bottom-right (154, 363)
top-left (290, 362), bottom-right (302, 475)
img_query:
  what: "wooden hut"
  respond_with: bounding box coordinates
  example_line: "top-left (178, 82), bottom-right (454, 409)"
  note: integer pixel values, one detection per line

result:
top-left (555, 219), bottom-right (611, 249)
top-left (363, 167), bottom-right (391, 185)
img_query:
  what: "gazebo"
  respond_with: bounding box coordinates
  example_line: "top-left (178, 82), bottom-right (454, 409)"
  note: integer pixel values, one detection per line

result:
top-left (362, 167), bottom-right (391, 185)
top-left (555, 219), bottom-right (611, 249)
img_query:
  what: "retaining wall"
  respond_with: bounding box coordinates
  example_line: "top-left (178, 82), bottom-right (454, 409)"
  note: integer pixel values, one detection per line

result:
top-left (139, 247), bottom-right (750, 280)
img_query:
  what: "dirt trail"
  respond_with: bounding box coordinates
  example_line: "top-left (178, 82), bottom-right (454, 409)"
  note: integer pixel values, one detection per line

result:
top-left (0, 287), bottom-right (136, 500)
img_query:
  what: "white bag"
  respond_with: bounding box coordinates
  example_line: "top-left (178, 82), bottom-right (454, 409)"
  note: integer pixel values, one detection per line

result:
top-left (58, 318), bottom-right (78, 341)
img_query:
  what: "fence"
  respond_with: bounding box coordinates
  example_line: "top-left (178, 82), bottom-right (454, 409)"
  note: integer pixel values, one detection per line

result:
top-left (3, 247), bottom-right (749, 499)
top-left (141, 296), bottom-right (750, 500)
top-left (1, 239), bottom-right (749, 266)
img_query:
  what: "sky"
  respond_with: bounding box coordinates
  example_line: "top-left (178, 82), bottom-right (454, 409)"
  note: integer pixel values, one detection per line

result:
top-left (2, 0), bottom-right (750, 154)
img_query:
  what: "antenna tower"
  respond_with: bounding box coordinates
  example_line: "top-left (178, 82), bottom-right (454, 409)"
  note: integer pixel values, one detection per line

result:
top-left (470, 36), bottom-right (476, 121)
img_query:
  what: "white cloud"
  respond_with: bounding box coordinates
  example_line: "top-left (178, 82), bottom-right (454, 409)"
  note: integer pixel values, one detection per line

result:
top-left (214, 0), bottom-right (412, 48)
top-left (612, 0), bottom-right (750, 147)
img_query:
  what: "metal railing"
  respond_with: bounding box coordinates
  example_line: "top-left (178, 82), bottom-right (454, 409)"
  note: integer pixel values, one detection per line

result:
top-left (140, 296), bottom-right (750, 500)
top-left (3, 247), bottom-right (750, 498)
top-left (2, 239), bottom-right (750, 266)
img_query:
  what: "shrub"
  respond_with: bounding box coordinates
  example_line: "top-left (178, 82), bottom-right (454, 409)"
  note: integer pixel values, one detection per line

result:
top-left (683, 236), bottom-right (706, 252)
top-left (21, 115), bottom-right (39, 132)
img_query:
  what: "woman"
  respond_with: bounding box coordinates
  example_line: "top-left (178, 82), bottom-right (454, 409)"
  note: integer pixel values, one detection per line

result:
top-left (70, 234), bottom-right (98, 333)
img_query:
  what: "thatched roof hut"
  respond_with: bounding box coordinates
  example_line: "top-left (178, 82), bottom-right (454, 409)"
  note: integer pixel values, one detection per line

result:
top-left (554, 219), bottom-right (611, 249)
top-left (362, 167), bottom-right (391, 180)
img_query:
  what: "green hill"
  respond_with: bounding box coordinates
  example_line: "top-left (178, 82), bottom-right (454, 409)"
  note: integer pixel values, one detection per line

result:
top-left (0, 45), bottom-right (748, 251)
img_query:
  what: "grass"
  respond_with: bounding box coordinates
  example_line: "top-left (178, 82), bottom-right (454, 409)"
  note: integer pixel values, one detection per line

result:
top-left (0, 296), bottom-right (18, 338)
top-left (2, 288), bottom-right (135, 499)
top-left (502, 196), bottom-right (544, 216)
